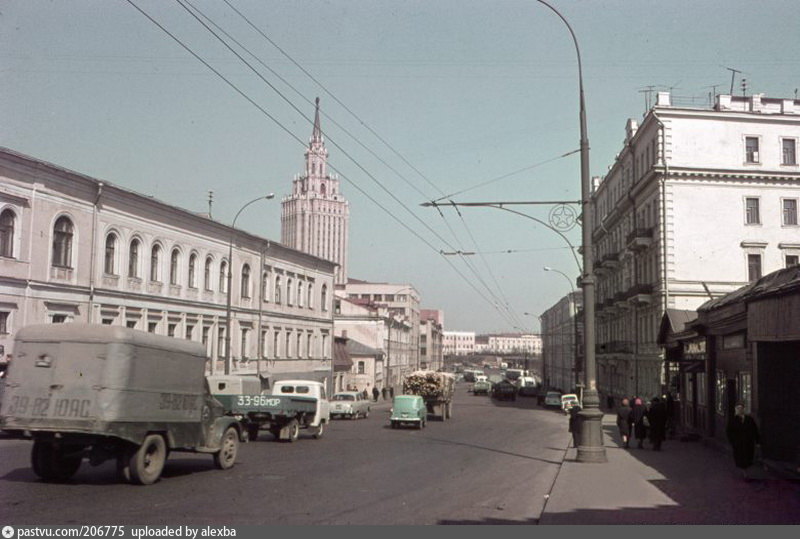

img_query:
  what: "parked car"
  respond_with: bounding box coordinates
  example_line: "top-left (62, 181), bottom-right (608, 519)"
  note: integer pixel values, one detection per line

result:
top-left (491, 379), bottom-right (518, 401)
top-left (544, 391), bottom-right (563, 408)
top-left (472, 376), bottom-right (492, 396)
top-left (330, 391), bottom-right (371, 419)
top-left (561, 393), bottom-right (580, 413)
top-left (389, 395), bottom-right (426, 429)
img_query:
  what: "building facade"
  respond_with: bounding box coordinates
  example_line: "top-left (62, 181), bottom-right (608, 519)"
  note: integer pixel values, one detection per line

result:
top-left (281, 98), bottom-right (350, 285)
top-left (419, 309), bottom-right (444, 371)
top-left (481, 333), bottom-right (543, 355)
top-left (540, 291), bottom-right (582, 393)
top-left (591, 92), bottom-right (800, 403)
top-left (0, 147), bottom-right (337, 387)
top-left (443, 330), bottom-right (475, 356)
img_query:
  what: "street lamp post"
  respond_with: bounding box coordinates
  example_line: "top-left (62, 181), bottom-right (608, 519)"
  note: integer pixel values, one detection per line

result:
top-left (536, 0), bottom-right (606, 462)
top-left (224, 194), bottom-right (275, 375)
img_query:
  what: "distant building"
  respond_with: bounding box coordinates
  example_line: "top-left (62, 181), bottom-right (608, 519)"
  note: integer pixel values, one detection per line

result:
top-left (0, 147), bottom-right (336, 388)
top-left (591, 92), bottom-right (800, 403)
top-left (540, 291), bottom-right (582, 393)
top-left (281, 98), bottom-right (350, 285)
top-left (443, 330), bottom-right (475, 356)
top-left (480, 333), bottom-right (542, 355)
top-left (419, 309), bottom-right (444, 371)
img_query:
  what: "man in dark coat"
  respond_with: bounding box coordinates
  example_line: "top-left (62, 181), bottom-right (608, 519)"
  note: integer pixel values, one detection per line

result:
top-left (726, 402), bottom-right (760, 478)
top-left (616, 398), bottom-right (633, 448)
top-left (630, 397), bottom-right (648, 448)
top-left (647, 397), bottom-right (668, 451)
top-left (568, 405), bottom-right (582, 448)
top-left (372, 386), bottom-right (380, 402)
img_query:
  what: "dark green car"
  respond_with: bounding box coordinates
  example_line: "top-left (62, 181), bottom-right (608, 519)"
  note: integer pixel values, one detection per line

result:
top-left (389, 395), bottom-right (427, 429)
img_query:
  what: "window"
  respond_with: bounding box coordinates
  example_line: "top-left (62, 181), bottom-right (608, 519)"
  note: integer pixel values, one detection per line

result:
top-left (204, 257), bottom-right (212, 290)
top-left (285, 332), bottom-right (291, 358)
top-left (167, 323), bottom-right (176, 337)
top-left (273, 331), bottom-right (280, 358)
top-left (126, 320), bottom-right (137, 329)
top-left (358, 361), bottom-right (365, 374)
top-left (738, 372), bottom-right (752, 414)
top-left (275, 276), bottom-right (282, 303)
top-left (321, 284), bottom-right (328, 311)
top-left (219, 261), bottom-right (228, 293)
top-left (0, 311), bottom-right (9, 334)
top-left (128, 239), bottom-right (140, 278)
top-left (783, 199), bottom-right (798, 226)
top-left (104, 233), bottom-right (117, 275)
top-left (747, 254), bottom-right (762, 282)
top-left (52, 216), bottom-right (74, 268)
top-left (297, 281), bottom-right (304, 307)
top-left (241, 264), bottom-right (251, 298)
top-left (241, 329), bottom-right (249, 359)
top-left (787, 255), bottom-right (799, 268)
top-left (287, 278), bottom-right (293, 305)
top-left (307, 283), bottom-right (314, 308)
top-left (745, 197), bottom-right (760, 225)
top-left (52, 314), bottom-right (68, 324)
top-left (169, 249), bottom-right (180, 285)
top-left (0, 209), bottom-right (15, 258)
top-left (186, 324), bottom-right (194, 340)
top-left (188, 254), bottom-right (197, 288)
top-left (297, 333), bottom-right (302, 358)
top-left (262, 271), bottom-right (270, 301)
top-left (218, 327), bottom-right (226, 358)
top-left (783, 138), bottom-right (797, 165)
top-left (745, 136), bottom-right (759, 163)
top-left (307, 333), bottom-right (312, 358)
top-left (150, 244), bottom-right (161, 281)
top-left (148, 321), bottom-right (157, 333)
top-left (202, 326), bottom-right (210, 348)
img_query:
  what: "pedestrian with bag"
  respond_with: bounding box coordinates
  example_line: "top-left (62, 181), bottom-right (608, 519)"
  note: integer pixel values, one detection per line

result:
top-left (616, 397), bottom-right (633, 448)
top-left (726, 402), bottom-right (760, 479)
top-left (630, 397), bottom-right (648, 449)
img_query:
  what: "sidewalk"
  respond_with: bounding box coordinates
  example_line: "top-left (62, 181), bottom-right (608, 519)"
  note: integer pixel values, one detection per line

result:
top-left (539, 413), bottom-right (800, 524)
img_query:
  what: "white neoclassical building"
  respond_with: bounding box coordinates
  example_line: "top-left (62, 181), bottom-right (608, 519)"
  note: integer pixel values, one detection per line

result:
top-left (281, 98), bottom-right (350, 285)
top-left (0, 147), bottom-right (337, 387)
top-left (443, 331), bottom-right (475, 356)
top-left (591, 92), bottom-right (800, 403)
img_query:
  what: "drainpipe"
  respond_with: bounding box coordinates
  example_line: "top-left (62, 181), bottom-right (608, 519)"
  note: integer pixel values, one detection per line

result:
top-left (88, 182), bottom-right (104, 323)
top-left (655, 115), bottom-right (670, 396)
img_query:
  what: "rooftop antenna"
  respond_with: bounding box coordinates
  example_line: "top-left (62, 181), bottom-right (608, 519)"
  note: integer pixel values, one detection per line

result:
top-left (724, 66), bottom-right (742, 94)
top-left (638, 85), bottom-right (656, 113)
top-left (208, 190), bottom-right (214, 218)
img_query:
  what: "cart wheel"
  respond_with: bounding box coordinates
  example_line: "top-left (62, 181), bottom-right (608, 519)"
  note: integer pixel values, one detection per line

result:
top-left (213, 427), bottom-right (239, 470)
top-left (32, 441), bottom-right (83, 483)
top-left (129, 434), bottom-right (167, 485)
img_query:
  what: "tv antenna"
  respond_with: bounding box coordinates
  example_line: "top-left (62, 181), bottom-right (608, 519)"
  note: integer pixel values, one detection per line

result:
top-left (638, 85), bottom-right (657, 112)
top-left (724, 66), bottom-right (742, 94)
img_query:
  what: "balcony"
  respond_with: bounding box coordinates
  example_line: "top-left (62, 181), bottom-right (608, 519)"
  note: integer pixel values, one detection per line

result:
top-left (614, 292), bottom-right (631, 310)
top-left (627, 283), bottom-right (654, 306)
top-left (626, 227), bottom-right (654, 251)
top-left (600, 252), bottom-right (621, 270)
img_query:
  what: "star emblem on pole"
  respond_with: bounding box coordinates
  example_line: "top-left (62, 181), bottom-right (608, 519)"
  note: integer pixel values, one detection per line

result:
top-left (549, 204), bottom-right (577, 231)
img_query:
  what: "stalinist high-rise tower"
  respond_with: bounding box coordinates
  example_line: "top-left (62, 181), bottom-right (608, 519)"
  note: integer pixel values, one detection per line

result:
top-left (281, 98), bottom-right (350, 284)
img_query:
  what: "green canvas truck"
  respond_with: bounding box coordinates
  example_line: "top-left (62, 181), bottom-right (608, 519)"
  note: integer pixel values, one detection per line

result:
top-left (0, 324), bottom-right (242, 485)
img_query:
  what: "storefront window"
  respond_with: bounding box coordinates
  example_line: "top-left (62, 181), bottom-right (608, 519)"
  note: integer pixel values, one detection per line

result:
top-left (738, 372), bottom-right (752, 414)
top-left (697, 372), bottom-right (706, 406)
top-left (684, 373), bottom-right (693, 403)
top-left (715, 370), bottom-right (726, 416)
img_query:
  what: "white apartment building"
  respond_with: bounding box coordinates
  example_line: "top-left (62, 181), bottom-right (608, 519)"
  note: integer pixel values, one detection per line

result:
top-left (419, 309), bottom-right (444, 371)
top-left (281, 98), bottom-right (350, 285)
top-left (591, 92), bottom-right (800, 402)
top-left (0, 148), bottom-right (336, 387)
top-left (483, 333), bottom-right (543, 355)
top-left (443, 330), bottom-right (475, 356)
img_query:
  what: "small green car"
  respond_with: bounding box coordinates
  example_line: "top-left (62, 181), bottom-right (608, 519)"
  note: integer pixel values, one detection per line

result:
top-left (389, 395), bottom-right (427, 429)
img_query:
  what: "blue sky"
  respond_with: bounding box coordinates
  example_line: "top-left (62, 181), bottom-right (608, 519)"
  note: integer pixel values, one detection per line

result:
top-left (2, 0), bottom-right (798, 333)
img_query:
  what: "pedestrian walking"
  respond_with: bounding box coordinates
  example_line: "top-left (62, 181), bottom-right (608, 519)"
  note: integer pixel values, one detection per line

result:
top-left (362, 388), bottom-right (369, 400)
top-left (647, 397), bottom-right (668, 451)
top-left (726, 402), bottom-right (760, 478)
top-left (616, 398), bottom-right (632, 448)
top-left (630, 397), bottom-right (648, 449)
top-left (568, 404), bottom-right (582, 448)
top-left (372, 386), bottom-right (380, 402)
top-left (389, 386), bottom-right (394, 398)
top-left (382, 387), bottom-right (388, 400)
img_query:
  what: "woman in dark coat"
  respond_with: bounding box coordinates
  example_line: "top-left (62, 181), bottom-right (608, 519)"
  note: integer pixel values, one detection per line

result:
top-left (616, 398), bottom-right (632, 448)
top-left (726, 402), bottom-right (760, 477)
top-left (630, 397), bottom-right (648, 448)
top-left (647, 397), bottom-right (668, 451)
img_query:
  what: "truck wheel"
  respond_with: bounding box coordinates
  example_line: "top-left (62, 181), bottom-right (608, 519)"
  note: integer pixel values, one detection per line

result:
top-left (286, 419), bottom-right (300, 443)
top-left (213, 427), bottom-right (239, 470)
top-left (32, 441), bottom-right (82, 483)
top-left (312, 421), bottom-right (325, 439)
top-left (129, 434), bottom-right (167, 485)
top-left (247, 424), bottom-right (259, 442)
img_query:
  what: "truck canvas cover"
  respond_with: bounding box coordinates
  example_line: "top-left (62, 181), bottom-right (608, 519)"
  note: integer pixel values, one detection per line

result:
top-left (0, 324), bottom-right (208, 443)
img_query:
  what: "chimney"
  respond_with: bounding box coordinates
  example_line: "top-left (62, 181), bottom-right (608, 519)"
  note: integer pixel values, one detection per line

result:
top-left (625, 118), bottom-right (639, 142)
top-left (655, 91), bottom-right (671, 107)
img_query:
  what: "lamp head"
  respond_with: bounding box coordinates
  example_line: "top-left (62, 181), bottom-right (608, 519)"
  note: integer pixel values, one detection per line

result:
top-left (265, 193), bottom-right (275, 200)
top-left (543, 266), bottom-right (553, 271)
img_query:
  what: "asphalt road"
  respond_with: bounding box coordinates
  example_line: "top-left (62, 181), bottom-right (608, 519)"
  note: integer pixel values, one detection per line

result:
top-left (0, 382), bottom-right (572, 525)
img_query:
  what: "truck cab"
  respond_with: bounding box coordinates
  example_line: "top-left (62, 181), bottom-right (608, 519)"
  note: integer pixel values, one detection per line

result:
top-left (271, 380), bottom-right (330, 428)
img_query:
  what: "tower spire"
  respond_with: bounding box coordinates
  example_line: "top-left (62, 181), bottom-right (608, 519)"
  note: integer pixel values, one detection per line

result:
top-left (312, 97), bottom-right (322, 143)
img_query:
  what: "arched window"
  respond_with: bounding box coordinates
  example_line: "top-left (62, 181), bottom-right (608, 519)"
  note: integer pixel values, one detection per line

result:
top-left (170, 248), bottom-right (180, 285)
top-left (219, 261), bottom-right (228, 293)
top-left (297, 281), bottom-right (304, 307)
top-left (128, 239), bottom-right (140, 278)
top-left (241, 264), bottom-right (251, 298)
top-left (204, 257), bottom-right (212, 290)
top-left (188, 253), bottom-right (197, 288)
top-left (297, 333), bottom-right (303, 358)
top-left (150, 244), bottom-right (161, 281)
top-left (52, 216), bottom-right (74, 268)
top-left (307, 283), bottom-right (314, 308)
top-left (104, 233), bottom-right (117, 275)
top-left (275, 276), bottom-right (282, 303)
top-left (307, 333), bottom-right (312, 358)
top-left (321, 284), bottom-right (328, 311)
top-left (287, 278), bottom-right (293, 305)
top-left (0, 209), bottom-right (15, 258)
top-left (262, 271), bottom-right (270, 301)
